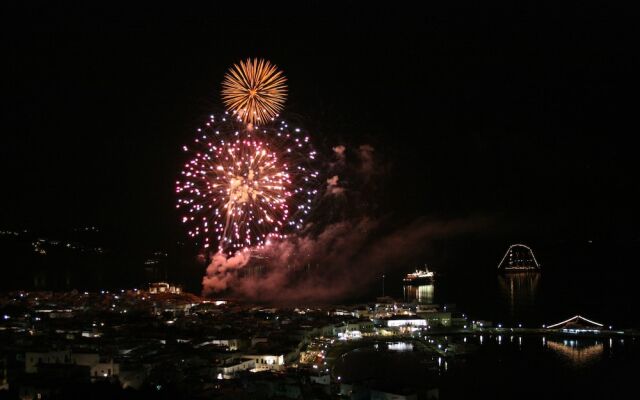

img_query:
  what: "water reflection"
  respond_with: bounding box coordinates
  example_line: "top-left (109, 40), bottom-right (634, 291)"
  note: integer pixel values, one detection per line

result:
top-left (387, 342), bottom-right (414, 351)
top-left (333, 342), bottom-right (437, 390)
top-left (546, 339), bottom-right (603, 366)
top-left (498, 272), bottom-right (540, 319)
top-left (404, 284), bottom-right (434, 303)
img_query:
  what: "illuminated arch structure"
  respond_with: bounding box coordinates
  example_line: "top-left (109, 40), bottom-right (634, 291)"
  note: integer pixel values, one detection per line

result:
top-left (497, 243), bottom-right (541, 272)
top-left (544, 315), bottom-right (605, 334)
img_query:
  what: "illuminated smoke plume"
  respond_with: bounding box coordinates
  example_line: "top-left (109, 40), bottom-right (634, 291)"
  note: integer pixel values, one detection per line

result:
top-left (202, 251), bottom-right (250, 294)
top-left (329, 145), bottom-right (346, 170)
top-left (230, 215), bottom-right (491, 303)
top-left (325, 175), bottom-right (345, 196)
top-left (358, 144), bottom-right (375, 175)
top-left (200, 141), bottom-right (493, 302)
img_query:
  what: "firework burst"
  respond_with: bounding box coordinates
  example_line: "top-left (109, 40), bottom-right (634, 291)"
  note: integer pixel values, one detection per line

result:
top-left (176, 113), bottom-right (318, 254)
top-left (221, 58), bottom-right (287, 126)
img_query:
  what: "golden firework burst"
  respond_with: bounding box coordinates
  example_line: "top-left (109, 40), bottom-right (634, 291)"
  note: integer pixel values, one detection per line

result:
top-left (222, 58), bottom-right (287, 126)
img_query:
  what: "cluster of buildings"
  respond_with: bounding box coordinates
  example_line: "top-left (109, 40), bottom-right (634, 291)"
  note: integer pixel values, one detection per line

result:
top-left (0, 286), bottom-right (466, 399)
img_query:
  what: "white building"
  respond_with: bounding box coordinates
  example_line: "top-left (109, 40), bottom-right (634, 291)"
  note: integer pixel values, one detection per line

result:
top-left (196, 338), bottom-right (241, 351)
top-left (25, 350), bottom-right (119, 380)
top-left (243, 354), bottom-right (284, 371)
top-left (90, 360), bottom-right (119, 379)
top-left (416, 311), bottom-right (452, 327)
top-left (148, 282), bottom-right (182, 294)
top-left (386, 318), bottom-right (427, 328)
top-left (25, 351), bottom-right (71, 373)
top-left (220, 359), bottom-right (256, 378)
top-left (371, 389), bottom-right (418, 400)
top-left (309, 374), bottom-right (331, 385)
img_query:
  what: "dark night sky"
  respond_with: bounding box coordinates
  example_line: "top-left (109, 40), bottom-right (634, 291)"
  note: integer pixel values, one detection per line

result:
top-left (3, 2), bottom-right (638, 255)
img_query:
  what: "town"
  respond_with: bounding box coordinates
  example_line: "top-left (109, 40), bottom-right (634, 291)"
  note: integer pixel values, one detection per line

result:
top-left (1, 282), bottom-right (634, 399)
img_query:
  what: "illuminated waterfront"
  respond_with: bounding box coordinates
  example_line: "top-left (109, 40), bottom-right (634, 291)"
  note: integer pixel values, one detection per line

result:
top-left (398, 263), bottom-right (639, 329)
top-left (334, 335), bottom-right (638, 398)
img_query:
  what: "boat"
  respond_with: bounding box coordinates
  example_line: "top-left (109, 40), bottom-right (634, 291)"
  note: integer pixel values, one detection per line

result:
top-left (403, 266), bottom-right (435, 285)
top-left (497, 244), bottom-right (541, 273)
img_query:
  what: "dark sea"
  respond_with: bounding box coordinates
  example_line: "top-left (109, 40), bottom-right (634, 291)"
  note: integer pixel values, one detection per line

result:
top-left (334, 337), bottom-right (639, 399)
top-left (383, 239), bottom-right (640, 329)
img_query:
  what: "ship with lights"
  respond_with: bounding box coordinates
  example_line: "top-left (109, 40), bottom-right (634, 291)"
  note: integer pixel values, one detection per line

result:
top-left (403, 266), bottom-right (435, 285)
top-left (497, 243), bottom-right (541, 273)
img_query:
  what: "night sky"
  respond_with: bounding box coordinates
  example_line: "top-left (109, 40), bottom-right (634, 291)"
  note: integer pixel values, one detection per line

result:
top-left (3, 3), bottom-right (638, 282)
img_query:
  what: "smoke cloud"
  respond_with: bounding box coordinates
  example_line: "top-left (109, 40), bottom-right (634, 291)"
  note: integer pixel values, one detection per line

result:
top-left (202, 251), bottom-right (250, 294)
top-left (200, 142), bottom-right (494, 303)
top-left (201, 215), bottom-right (492, 302)
top-left (325, 175), bottom-right (345, 196)
top-left (358, 144), bottom-right (375, 176)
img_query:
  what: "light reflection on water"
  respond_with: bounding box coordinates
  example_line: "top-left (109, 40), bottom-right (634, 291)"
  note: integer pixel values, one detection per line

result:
top-left (468, 334), bottom-right (612, 368)
top-left (497, 272), bottom-right (540, 320)
top-left (403, 275), bottom-right (543, 324)
top-left (333, 341), bottom-right (438, 389)
top-left (545, 339), bottom-right (604, 366)
top-left (387, 341), bottom-right (414, 351)
top-left (403, 284), bottom-right (434, 303)
top-left (334, 336), bottom-right (636, 397)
